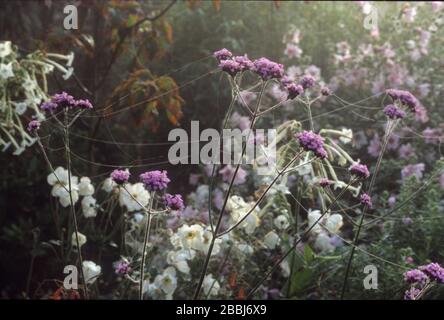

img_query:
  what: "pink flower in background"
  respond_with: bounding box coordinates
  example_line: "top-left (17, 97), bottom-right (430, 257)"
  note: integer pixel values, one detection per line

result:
top-left (230, 111), bottom-right (251, 131)
top-left (401, 163), bottom-right (425, 181)
top-left (212, 188), bottom-right (224, 210)
top-left (418, 83), bottom-right (430, 98)
top-left (367, 133), bottom-right (381, 157)
top-left (439, 173), bottom-right (444, 189)
top-left (284, 43), bottom-right (303, 59)
top-left (415, 105), bottom-right (429, 123)
top-left (371, 76), bottom-right (385, 95)
top-left (305, 65), bottom-right (321, 80)
top-left (388, 195), bottom-right (396, 207)
top-left (387, 134), bottom-right (400, 151)
top-left (432, 1), bottom-right (444, 11)
top-left (189, 173), bottom-right (200, 186)
top-left (219, 165), bottom-right (247, 185)
top-left (398, 143), bottom-right (415, 159)
top-left (237, 90), bottom-right (257, 107)
top-left (269, 83), bottom-right (287, 101)
top-left (423, 127), bottom-right (442, 144)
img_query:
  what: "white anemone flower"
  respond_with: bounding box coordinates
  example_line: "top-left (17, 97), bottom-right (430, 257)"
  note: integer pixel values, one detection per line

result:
top-left (175, 224), bottom-right (204, 251)
top-left (47, 167), bottom-right (79, 207)
top-left (82, 196), bottom-right (97, 218)
top-left (0, 62), bottom-right (14, 80)
top-left (78, 177), bottom-right (94, 196)
top-left (307, 209), bottom-right (323, 234)
top-left (82, 261), bottom-right (101, 284)
top-left (119, 183), bottom-right (149, 212)
top-left (71, 232), bottom-right (87, 248)
top-left (167, 250), bottom-right (195, 274)
top-left (102, 177), bottom-right (117, 193)
top-left (0, 41), bottom-right (12, 58)
top-left (263, 231), bottom-right (280, 249)
top-left (314, 232), bottom-right (334, 252)
top-left (324, 214), bottom-right (343, 234)
top-left (203, 274), bottom-right (220, 297)
top-left (154, 267), bottom-right (177, 298)
top-left (273, 215), bottom-right (290, 230)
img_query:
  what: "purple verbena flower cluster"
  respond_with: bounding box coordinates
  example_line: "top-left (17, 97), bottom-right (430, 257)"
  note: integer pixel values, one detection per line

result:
top-left (359, 193), bottom-right (372, 208)
top-left (386, 88), bottom-right (420, 113)
top-left (349, 163), bottom-right (370, 179)
top-left (252, 57), bottom-right (285, 81)
top-left (319, 178), bottom-right (333, 187)
top-left (299, 75), bottom-right (316, 89)
top-left (403, 262), bottom-right (444, 300)
top-left (114, 261), bottom-right (131, 275)
top-left (140, 170), bottom-right (170, 191)
top-left (110, 169), bottom-right (130, 185)
top-left (286, 83), bottom-right (304, 100)
top-left (219, 59), bottom-right (243, 77)
top-left (383, 104), bottom-right (406, 119)
top-left (213, 48), bottom-right (233, 62)
top-left (163, 193), bottom-right (185, 211)
top-left (40, 92), bottom-right (94, 112)
top-left (27, 120), bottom-right (41, 132)
top-left (419, 263), bottom-right (444, 284)
top-left (404, 269), bottom-right (428, 284)
top-left (296, 130), bottom-right (327, 159)
top-left (321, 87), bottom-right (332, 96)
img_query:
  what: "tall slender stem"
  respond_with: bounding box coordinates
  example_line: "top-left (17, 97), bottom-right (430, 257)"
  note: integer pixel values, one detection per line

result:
top-left (193, 81), bottom-right (266, 299)
top-left (139, 191), bottom-right (154, 300)
top-left (340, 120), bottom-right (396, 299)
top-left (64, 109), bottom-right (88, 299)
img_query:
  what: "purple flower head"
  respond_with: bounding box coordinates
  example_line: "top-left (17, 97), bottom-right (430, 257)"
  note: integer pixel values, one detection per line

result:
top-left (27, 120), bottom-right (41, 132)
top-left (75, 99), bottom-right (93, 110)
top-left (404, 287), bottom-right (421, 300)
top-left (286, 83), bottom-right (304, 100)
top-left (349, 163), bottom-right (370, 179)
top-left (252, 57), bottom-right (285, 80)
top-left (110, 169), bottom-right (130, 185)
top-left (299, 75), bottom-right (316, 89)
top-left (51, 92), bottom-right (76, 109)
top-left (114, 261), bottom-right (131, 275)
top-left (213, 48), bottom-right (232, 62)
top-left (321, 87), bottom-right (332, 96)
top-left (163, 193), bottom-right (184, 211)
top-left (360, 193), bottom-right (372, 208)
top-left (383, 104), bottom-right (406, 119)
top-left (404, 269), bottom-right (428, 284)
top-left (139, 170), bottom-right (170, 191)
top-left (233, 55), bottom-right (254, 71)
top-left (386, 89), bottom-right (420, 112)
top-left (40, 101), bottom-right (58, 112)
top-left (219, 59), bottom-right (242, 77)
top-left (398, 143), bottom-right (415, 159)
top-left (296, 130), bottom-right (327, 159)
top-left (319, 178), bottom-right (333, 187)
top-left (419, 263), bottom-right (444, 284)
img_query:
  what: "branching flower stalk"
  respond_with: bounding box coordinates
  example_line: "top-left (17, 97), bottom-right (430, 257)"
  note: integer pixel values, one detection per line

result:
top-left (340, 118), bottom-right (398, 299)
top-left (137, 191), bottom-right (155, 300)
top-left (63, 109), bottom-right (88, 299)
top-left (193, 81), bottom-right (267, 299)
